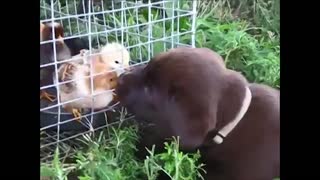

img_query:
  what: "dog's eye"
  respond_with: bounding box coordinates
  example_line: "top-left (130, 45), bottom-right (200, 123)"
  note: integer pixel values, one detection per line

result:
top-left (115, 60), bottom-right (119, 64)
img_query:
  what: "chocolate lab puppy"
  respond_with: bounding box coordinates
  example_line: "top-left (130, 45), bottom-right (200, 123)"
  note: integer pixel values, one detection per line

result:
top-left (115, 47), bottom-right (280, 180)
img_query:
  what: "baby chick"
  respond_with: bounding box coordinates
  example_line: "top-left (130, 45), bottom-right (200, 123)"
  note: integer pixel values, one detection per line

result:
top-left (99, 42), bottom-right (131, 103)
top-left (40, 22), bottom-right (72, 102)
top-left (56, 42), bottom-right (130, 121)
top-left (40, 22), bottom-right (89, 103)
top-left (99, 42), bottom-right (131, 76)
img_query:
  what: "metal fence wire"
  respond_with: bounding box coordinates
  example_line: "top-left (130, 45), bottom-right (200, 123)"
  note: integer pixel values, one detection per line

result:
top-left (40, 0), bottom-right (197, 162)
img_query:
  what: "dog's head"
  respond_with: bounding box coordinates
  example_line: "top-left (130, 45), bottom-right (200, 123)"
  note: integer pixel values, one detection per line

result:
top-left (116, 47), bottom-right (251, 150)
top-left (115, 63), bottom-right (155, 119)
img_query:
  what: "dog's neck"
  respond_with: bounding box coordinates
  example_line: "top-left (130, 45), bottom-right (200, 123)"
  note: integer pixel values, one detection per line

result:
top-left (213, 86), bottom-right (252, 144)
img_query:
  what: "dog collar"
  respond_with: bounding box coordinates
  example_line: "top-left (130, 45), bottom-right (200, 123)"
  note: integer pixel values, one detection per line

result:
top-left (213, 86), bottom-right (252, 144)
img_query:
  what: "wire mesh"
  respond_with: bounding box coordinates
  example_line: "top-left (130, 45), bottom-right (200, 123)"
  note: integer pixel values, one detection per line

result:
top-left (40, 0), bottom-right (197, 162)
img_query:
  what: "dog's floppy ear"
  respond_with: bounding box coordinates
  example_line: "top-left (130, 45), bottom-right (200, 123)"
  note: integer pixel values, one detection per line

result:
top-left (210, 70), bottom-right (252, 144)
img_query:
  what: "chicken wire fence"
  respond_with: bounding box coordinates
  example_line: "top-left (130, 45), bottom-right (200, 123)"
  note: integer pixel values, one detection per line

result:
top-left (40, 0), bottom-right (197, 162)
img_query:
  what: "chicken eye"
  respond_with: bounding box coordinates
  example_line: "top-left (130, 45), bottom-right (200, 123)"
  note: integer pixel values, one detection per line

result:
top-left (115, 60), bottom-right (119, 64)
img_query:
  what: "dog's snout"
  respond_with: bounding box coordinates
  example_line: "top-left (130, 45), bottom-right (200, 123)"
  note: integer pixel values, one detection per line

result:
top-left (117, 73), bottom-right (127, 86)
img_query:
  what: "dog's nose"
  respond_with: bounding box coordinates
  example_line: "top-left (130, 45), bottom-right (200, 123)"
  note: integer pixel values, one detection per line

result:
top-left (117, 74), bottom-right (126, 86)
top-left (117, 70), bottom-right (132, 86)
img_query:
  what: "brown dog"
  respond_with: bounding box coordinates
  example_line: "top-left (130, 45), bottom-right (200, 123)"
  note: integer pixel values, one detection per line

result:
top-left (116, 47), bottom-right (280, 180)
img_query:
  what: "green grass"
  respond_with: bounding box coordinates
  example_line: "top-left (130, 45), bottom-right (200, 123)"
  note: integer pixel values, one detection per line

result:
top-left (194, 18), bottom-right (279, 87)
top-left (144, 137), bottom-right (206, 180)
top-left (193, 0), bottom-right (280, 88)
top-left (41, 147), bottom-right (76, 180)
top-left (41, 125), bottom-right (205, 180)
top-left (40, 0), bottom-right (280, 179)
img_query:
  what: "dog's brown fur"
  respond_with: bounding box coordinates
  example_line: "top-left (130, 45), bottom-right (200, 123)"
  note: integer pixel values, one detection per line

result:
top-left (116, 47), bottom-right (280, 180)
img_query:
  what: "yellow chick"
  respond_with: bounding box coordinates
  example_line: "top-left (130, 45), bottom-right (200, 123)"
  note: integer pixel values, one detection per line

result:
top-left (56, 42), bottom-right (130, 121)
top-left (99, 42), bottom-right (131, 76)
